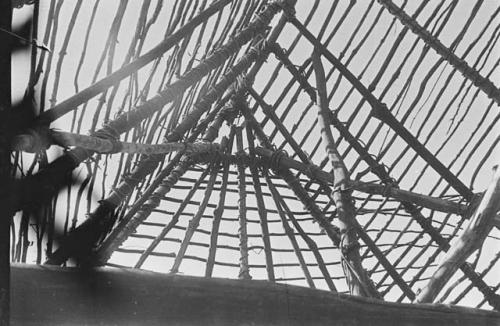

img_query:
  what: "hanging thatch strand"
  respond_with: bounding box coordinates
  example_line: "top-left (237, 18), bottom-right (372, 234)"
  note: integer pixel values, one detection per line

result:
top-left (377, 0), bottom-right (500, 106)
top-left (416, 164), bottom-right (500, 303)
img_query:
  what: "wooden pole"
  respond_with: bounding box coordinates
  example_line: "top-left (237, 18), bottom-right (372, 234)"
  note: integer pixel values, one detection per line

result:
top-left (36, 0), bottom-right (233, 124)
top-left (12, 130), bottom-right (221, 155)
top-left (416, 164), bottom-right (500, 303)
top-left (0, 1), bottom-right (12, 324)
top-left (12, 0), bottom-right (282, 214)
top-left (11, 264), bottom-right (500, 326)
top-left (253, 147), bottom-right (468, 216)
top-left (312, 51), bottom-right (374, 298)
top-left (377, 0), bottom-right (500, 106)
top-left (285, 13), bottom-right (474, 201)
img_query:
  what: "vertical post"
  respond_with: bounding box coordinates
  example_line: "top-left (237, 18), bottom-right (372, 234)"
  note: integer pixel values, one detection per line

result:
top-left (0, 1), bottom-right (12, 324)
top-left (235, 126), bottom-right (251, 280)
top-left (312, 51), bottom-right (376, 298)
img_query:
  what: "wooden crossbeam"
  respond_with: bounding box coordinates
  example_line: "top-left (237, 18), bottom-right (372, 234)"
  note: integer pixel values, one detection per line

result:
top-left (284, 13), bottom-right (474, 201)
top-left (12, 129), bottom-right (220, 155)
top-left (12, 1), bottom-right (283, 215)
top-left (416, 164), bottom-right (500, 303)
top-left (37, 0), bottom-right (233, 123)
top-left (253, 147), bottom-right (467, 216)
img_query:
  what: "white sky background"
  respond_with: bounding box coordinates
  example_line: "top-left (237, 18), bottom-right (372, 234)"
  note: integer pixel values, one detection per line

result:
top-left (11, 0), bottom-right (500, 309)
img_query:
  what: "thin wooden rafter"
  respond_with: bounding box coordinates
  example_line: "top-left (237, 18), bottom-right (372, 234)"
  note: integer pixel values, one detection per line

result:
top-left (377, 0), bottom-right (500, 106)
top-left (283, 12), bottom-right (474, 202)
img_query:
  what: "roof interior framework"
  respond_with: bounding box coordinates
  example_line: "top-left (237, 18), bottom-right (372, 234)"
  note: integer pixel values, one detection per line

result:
top-left (9, 0), bottom-right (500, 311)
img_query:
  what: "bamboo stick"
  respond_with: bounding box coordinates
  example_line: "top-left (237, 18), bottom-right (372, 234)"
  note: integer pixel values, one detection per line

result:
top-left (312, 50), bottom-right (373, 297)
top-left (377, 0), bottom-right (500, 106)
top-left (416, 164), bottom-right (500, 303)
top-left (252, 47), bottom-right (415, 299)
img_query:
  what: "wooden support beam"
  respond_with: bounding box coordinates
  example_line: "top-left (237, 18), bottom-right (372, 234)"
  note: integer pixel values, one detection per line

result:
top-left (12, 129), bottom-right (220, 155)
top-left (245, 127), bottom-right (275, 281)
top-left (377, 0), bottom-right (500, 106)
top-left (44, 42), bottom-right (263, 266)
top-left (312, 50), bottom-right (373, 297)
top-left (327, 111), bottom-right (500, 310)
top-left (37, 0), bottom-right (233, 123)
top-left (0, 1), bottom-right (12, 324)
top-left (254, 147), bottom-right (468, 216)
top-left (11, 264), bottom-right (500, 326)
top-left (284, 13), bottom-right (474, 201)
top-left (235, 126), bottom-right (251, 280)
top-left (12, 0), bottom-right (282, 214)
top-left (416, 164), bottom-right (500, 303)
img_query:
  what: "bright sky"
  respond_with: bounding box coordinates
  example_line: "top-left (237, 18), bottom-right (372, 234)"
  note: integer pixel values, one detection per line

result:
top-left (11, 0), bottom-right (500, 309)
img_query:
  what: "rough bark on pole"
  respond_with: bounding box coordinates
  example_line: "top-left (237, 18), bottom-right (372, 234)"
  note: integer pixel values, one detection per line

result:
top-left (170, 162), bottom-right (219, 274)
top-left (206, 130), bottom-right (235, 277)
top-left (94, 101), bottom-right (236, 265)
top-left (312, 50), bottom-right (373, 298)
top-left (285, 13), bottom-right (474, 202)
top-left (12, 0), bottom-right (284, 214)
top-left (416, 164), bottom-right (500, 304)
top-left (327, 110), bottom-right (500, 309)
top-left (12, 130), bottom-right (220, 155)
top-left (245, 127), bottom-right (275, 281)
top-left (235, 126), bottom-right (251, 280)
top-left (46, 39), bottom-right (270, 266)
top-left (253, 147), bottom-right (468, 216)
